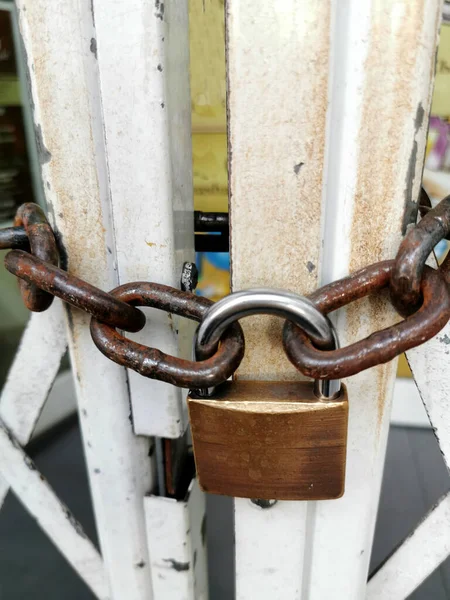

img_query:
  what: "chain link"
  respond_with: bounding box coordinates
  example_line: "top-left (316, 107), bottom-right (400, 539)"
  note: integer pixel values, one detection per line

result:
top-left (283, 260), bottom-right (450, 379)
top-left (390, 194), bottom-right (450, 315)
top-left (90, 282), bottom-right (245, 388)
top-left (12, 204), bottom-right (59, 312)
top-left (5, 249), bottom-right (146, 333)
top-left (2, 198), bottom-right (450, 388)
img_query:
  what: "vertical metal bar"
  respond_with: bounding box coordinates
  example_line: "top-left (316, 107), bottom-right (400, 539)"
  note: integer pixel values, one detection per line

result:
top-left (92, 0), bottom-right (195, 439)
top-left (226, 2), bottom-right (333, 597)
top-left (144, 481), bottom-right (208, 600)
top-left (308, 2), bottom-right (441, 598)
top-left (92, 1), bottom-right (207, 589)
top-left (226, 0), bottom-right (441, 598)
top-left (16, 2), bottom-right (155, 598)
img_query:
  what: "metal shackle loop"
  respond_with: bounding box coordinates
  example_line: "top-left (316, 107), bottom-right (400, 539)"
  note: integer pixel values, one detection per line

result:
top-left (195, 288), bottom-right (341, 400)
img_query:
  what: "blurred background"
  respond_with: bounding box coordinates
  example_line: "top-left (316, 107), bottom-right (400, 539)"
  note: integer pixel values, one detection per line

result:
top-left (1, 1), bottom-right (450, 598)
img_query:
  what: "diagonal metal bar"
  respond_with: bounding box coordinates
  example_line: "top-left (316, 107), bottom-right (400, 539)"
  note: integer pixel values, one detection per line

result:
top-left (0, 301), bottom-right (67, 445)
top-left (367, 492), bottom-right (450, 599)
top-left (0, 421), bottom-right (110, 599)
top-left (406, 320), bottom-right (450, 474)
top-left (0, 301), bottom-right (67, 509)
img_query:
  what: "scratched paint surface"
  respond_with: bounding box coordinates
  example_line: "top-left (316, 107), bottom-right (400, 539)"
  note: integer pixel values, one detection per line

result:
top-left (227, 2), bottom-right (333, 598)
top-left (305, 2), bottom-right (442, 599)
top-left (228, 0), bottom-right (332, 382)
top-left (144, 481), bottom-right (208, 599)
top-left (16, 2), bottom-right (155, 598)
top-left (407, 327), bottom-right (450, 471)
top-left (227, 0), bottom-right (441, 599)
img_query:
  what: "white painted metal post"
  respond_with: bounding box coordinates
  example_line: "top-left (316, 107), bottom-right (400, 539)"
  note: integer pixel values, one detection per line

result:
top-left (306, 3), bottom-right (440, 599)
top-left (226, 2), bottom-right (329, 597)
top-left (145, 481), bottom-right (208, 599)
top-left (93, 0), bottom-right (195, 439)
top-left (16, 1), bottom-right (155, 598)
top-left (226, 2), bottom-right (441, 600)
top-left (91, 2), bottom-right (208, 595)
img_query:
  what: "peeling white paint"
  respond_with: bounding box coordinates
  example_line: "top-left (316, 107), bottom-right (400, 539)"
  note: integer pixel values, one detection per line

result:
top-left (145, 480), bottom-right (208, 600)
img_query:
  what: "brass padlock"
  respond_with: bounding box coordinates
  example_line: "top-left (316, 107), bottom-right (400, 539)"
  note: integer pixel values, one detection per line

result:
top-left (188, 381), bottom-right (348, 500)
top-left (189, 289), bottom-right (348, 501)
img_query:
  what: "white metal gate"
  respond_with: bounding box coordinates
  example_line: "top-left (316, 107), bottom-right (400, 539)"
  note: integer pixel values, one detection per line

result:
top-left (1, 0), bottom-right (448, 598)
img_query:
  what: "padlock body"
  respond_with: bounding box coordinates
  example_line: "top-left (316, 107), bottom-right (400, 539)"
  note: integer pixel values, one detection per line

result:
top-left (188, 381), bottom-right (348, 500)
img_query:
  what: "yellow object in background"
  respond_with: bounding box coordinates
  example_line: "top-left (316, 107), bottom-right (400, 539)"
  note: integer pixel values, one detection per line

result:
top-left (189, 0), bottom-right (226, 133)
top-left (189, 0), bottom-right (228, 214)
top-left (189, 0), bottom-right (229, 298)
top-left (192, 133), bottom-right (228, 213)
top-left (397, 354), bottom-right (412, 378)
top-left (431, 23), bottom-right (450, 118)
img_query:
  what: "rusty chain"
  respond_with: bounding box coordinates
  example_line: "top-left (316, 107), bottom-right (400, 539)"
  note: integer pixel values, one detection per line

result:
top-left (2, 198), bottom-right (450, 387)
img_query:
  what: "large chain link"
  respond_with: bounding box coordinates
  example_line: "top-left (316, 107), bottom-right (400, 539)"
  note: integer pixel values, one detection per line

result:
top-left (2, 197), bottom-right (450, 387)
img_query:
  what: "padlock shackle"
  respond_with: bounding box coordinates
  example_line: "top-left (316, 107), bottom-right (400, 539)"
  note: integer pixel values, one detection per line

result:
top-left (195, 288), bottom-right (340, 400)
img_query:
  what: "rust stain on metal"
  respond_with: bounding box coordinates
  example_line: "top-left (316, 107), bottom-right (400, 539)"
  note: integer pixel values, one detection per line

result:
top-left (145, 240), bottom-right (167, 248)
top-left (90, 281), bottom-right (245, 388)
top-left (374, 365), bottom-right (390, 439)
top-left (391, 195), bottom-right (450, 315)
top-left (227, 2), bottom-right (332, 380)
top-left (347, 0), bottom-right (430, 427)
top-left (5, 250), bottom-right (146, 333)
top-left (13, 203), bottom-right (58, 312)
top-left (283, 261), bottom-right (450, 379)
top-left (21, 3), bottom-right (109, 282)
top-left (350, 2), bottom-right (426, 275)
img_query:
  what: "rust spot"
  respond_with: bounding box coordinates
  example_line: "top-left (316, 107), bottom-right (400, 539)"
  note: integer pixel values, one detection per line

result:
top-left (90, 38), bottom-right (97, 59)
top-left (34, 124), bottom-right (52, 165)
top-left (201, 514), bottom-right (207, 547)
top-left (250, 498), bottom-right (277, 509)
top-left (163, 558), bottom-right (190, 572)
top-left (293, 162), bottom-right (304, 175)
top-left (63, 507), bottom-right (87, 539)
